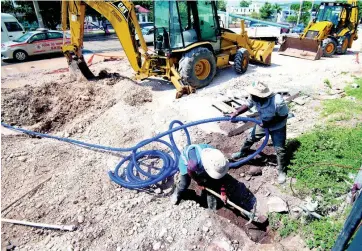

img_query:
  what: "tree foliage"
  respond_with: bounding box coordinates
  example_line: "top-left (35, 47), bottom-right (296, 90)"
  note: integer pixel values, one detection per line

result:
top-left (289, 1), bottom-right (313, 25)
top-left (216, 0), bottom-right (227, 11)
top-left (239, 1), bottom-right (251, 8)
top-left (259, 2), bottom-right (274, 20)
top-left (38, 1), bottom-right (61, 30)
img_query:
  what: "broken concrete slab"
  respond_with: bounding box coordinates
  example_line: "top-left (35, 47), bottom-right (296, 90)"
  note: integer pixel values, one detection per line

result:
top-left (267, 196), bottom-right (288, 213)
top-left (293, 96), bottom-right (306, 106)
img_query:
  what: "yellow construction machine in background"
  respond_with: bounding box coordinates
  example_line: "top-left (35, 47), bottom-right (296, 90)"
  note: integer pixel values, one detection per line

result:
top-left (279, 0), bottom-right (359, 60)
top-left (61, 0), bottom-right (274, 98)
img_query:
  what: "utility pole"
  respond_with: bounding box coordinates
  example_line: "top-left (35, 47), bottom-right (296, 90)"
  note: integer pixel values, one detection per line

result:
top-left (32, 0), bottom-right (45, 28)
top-left (297, 0), bottom-right (303, 25)
top-left (310, 0), bottom-right (315, 22)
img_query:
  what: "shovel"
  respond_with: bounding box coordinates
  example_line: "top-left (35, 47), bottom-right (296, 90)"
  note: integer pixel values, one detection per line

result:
top-left (204, 187), bottom-right (267, 224)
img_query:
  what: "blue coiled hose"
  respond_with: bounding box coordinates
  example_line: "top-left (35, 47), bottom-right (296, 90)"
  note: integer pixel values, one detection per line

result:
top-left (1, 117), bottom-right (269, 189)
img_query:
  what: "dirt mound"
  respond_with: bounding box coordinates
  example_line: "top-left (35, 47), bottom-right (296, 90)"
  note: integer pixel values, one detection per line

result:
top-left (122, 85), bottom-right (152, 106)
top-left (1, 81), bottom-right (109, 133)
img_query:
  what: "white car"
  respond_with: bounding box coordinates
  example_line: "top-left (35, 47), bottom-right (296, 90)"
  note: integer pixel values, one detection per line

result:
top-left (1, 29), bottom-right (70, 62)
top-left (136, 26), bottom-right (154, 44)
top-left (246, 24), bottom-right (281, 40)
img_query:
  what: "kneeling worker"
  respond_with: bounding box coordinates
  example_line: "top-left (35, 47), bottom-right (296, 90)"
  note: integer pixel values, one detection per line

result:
top-left (230, 81), bottom-right (289, 184)
top-left (171, 144), bottom-right (230, 210)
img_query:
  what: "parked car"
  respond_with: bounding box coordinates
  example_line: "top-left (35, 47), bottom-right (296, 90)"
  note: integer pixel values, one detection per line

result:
top-left (1, 29), bottom-right (70, 62)
top-left (244, 23), bottom-right (281, 41)
top-left (1, 13), bottom-right (25, 43)
top-left (135, 26), bottom-right (154, 44)
top-left (291, 24), bottom-right (305, 34)
top-left (277, 22), bottom-right (292, 34)
top-left (139, 22), bottom-right (153, 29)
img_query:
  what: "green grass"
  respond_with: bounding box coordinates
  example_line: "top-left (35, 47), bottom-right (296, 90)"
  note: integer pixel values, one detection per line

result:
top-left (288, 126), bottom-right (362, 210)
top-left (321, 79), bottom-right (362, 123)
top-left (345, 79), bottom-right (362, 101)
top-left (324, 79), bottom-right (332, 89)
top-left (271, 79), bottom-right (362, 250)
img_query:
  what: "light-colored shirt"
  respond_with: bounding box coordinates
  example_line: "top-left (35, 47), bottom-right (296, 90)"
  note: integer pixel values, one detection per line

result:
top-left (178, 144), bottom-right (214, 175)
top-left (247, 93), bottom-right (289, 131)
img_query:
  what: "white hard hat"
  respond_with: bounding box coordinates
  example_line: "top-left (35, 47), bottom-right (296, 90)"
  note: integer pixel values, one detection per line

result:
top-left (200, 148), bottom-right (229, 179)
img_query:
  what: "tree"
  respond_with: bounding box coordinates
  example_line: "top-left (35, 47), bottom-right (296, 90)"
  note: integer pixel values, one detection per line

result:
top-left (38, 1), bottom-right (61, 30)
top-left (289, 1), bottom-right (313, 25)
top-left (250, 11), bottom-right (261, 20)
top-left (216, 0), bottom-right (227, 11)
top-left (240, 1), bottom-right (251, 8)
top-left (259, 2), bottom-right (274, 20)
top-left (272, 3), bottom-right (282, 21)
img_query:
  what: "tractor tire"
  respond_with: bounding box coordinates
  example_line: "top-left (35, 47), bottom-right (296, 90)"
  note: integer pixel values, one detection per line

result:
top-left (13, 50), bottom-right (28, 62)
top-left (336, 35), bottom-right (349, 55)
top-left (322, 38), bottom-right (337, 57)
top-left (178, 47), bottom-right (216, 89)
top-left (234, 48), bottom-right (250, 74)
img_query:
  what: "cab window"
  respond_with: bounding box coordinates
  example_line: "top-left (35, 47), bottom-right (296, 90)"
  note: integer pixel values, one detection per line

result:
top-left (29, 33), bottom-right (46, 43)
top-left (4, 22), bottom-right (23, 32)
top-left (47, 32), bottom-right (63, 39)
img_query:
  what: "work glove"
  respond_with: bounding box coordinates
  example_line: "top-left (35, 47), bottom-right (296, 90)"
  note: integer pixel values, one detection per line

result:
top-left (220, 194), bottom-right (228, 204)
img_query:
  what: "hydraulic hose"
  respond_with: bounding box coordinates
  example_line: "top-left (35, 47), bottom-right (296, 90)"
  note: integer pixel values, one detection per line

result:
top-left (1, 117), bottom-right (269, 189)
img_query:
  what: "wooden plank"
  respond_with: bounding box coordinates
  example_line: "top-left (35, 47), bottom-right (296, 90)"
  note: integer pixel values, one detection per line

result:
top-left (228, 121), bottom-right (254, 137)
top-left (212, 102), bottom-right (235, 114)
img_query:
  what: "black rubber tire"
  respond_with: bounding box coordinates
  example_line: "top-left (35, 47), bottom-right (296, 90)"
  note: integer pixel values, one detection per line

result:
top-left (13, 50), bottom-right (28, 62)
top-left (234, 48), bottom-right (249, 74)
top-left (178, 47), bottom-right (216, 89)
top-left (337, 35), bottom-right (349, 55)
top-left (322, 38), bottom-right (337, 57)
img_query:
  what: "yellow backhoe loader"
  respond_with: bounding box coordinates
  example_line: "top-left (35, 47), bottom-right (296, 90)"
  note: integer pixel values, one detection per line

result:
top-left (279, 0), bottom-right (359, 60)
top-left (61, 0), bottom-right (274, 98)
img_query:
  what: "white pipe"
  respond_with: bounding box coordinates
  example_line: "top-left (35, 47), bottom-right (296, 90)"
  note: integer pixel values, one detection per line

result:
top-left (1, 218), bottom-right (77, 231)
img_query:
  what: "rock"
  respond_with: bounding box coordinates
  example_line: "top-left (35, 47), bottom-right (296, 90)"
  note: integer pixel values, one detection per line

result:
top-left (78, 215), bottom-right (85, 223)
top-left (80, 96), bottom-right (91, 101)
top-left (247, 166), bottom-right (262, 176)
top-left (239, 173), bottom-right (245, 177)
top-left (267, 197), bottom-right (288, 213)
top-left (153, 241), bottom-right (161, 250)
top-left (181, 228), bottom-right (188, 235)
top-left (245, 175), bottom-right (252, 181)
top-left (202, 226), bottom-right (209, 232)
top-left (166, 236), bottom-right (173, 243)
top-left (351, 83), bottom-right (360, 89)
top-left (293, 97), bottom-right (306, 106)
top-left (18, 156), bottom-right (27, 162)
top-left (154, 188), bottom-right (162, 194)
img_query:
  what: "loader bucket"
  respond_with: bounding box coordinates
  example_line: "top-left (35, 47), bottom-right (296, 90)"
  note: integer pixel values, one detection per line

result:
top-left (278, 36), bottom-right (323, 60)
top-left (249, 39), bottom-right (275, 65)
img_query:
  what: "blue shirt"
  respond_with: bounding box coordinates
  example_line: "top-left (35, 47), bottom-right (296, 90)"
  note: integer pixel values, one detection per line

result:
top-left (178, 144), bottom-right (215, 175)
top-left (247, 93), bottom-right (289, 131)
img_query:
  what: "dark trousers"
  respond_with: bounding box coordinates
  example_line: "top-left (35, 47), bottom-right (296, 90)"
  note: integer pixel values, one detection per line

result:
top-left (241, 125), bottom-right (287, 171)
top-left (176, 174), bottom-right (222, 210)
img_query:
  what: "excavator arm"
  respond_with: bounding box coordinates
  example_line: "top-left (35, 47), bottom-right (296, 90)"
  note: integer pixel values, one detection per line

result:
top-left (61, 0), bottom-right (148, 78)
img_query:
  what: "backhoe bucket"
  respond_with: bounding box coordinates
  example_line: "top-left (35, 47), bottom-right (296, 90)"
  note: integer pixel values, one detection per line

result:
top-left (279, 36), bottom-right (322, 60)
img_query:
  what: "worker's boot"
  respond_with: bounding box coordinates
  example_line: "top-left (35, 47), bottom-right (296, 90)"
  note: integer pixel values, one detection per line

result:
top-left (231, 140), bottom-right (254, 160)
top-left (276, 147), bottom-right (287, 184)
top-left (170, 188), bottom-right (182, 205)
top-left (206, 193), bottom-right (218, 211)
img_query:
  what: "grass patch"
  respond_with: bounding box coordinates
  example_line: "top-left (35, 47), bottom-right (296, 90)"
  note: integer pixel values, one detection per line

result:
top-left (288, 126), bottom-right (362, 210)
top-left (324, 78), bottom-right (332, 89)
top-left (345, 80), bottom-right (362, 101)
top-left (321, 78), bottom-right (362, 123)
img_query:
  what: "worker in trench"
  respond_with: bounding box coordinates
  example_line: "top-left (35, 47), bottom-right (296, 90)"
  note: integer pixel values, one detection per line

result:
top-left (170, 145), bottom-right (230, 210)
top-left (230, 81), bottom-right (289, 184)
